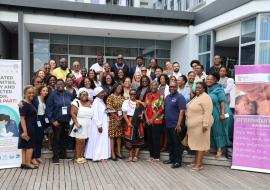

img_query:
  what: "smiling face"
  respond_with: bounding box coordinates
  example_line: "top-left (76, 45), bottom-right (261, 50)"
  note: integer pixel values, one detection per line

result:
top-left (25, 87), bottom-right (35, 101)
top-left (195, 83), bottom-right (205, 96)
top-left (118, 69), bottom-right (124, 79)
top-left (66, 77), bottom-right (73, 87)
top-left (169, 82), bottom-right (178, 94)
top-left (40, 86), bottom-right (49, 98)
top-left (84, 78), bottom-right (91, 89)
top-left (173, 63), bottom-right (180, 73)
top-left (106, 75), bottom-right (113, 85)
top-left (59, 58), bottom-right (68, 70)
top-left (219, 67), bottom-right (227, 78)
top-left (38, 70), bottom-right (45, 80)
top-left (188, 72), bottom-right (196, 83)
top-left (134, 72), bottom-right (141, 82)
top-left (104, 63), bottom-right (110, 72)
top-left (79, 91), bottom-right (89, 102)
top-left (88, 70), bottom-right (95, 79)
top-left (129, 90), bottom-right (136, 101)
top-left (205, 75), bottom-right (217, 87)
top-left (124, 78), bottom-right (131, 88)
top-left (56, 80), bottom-right (65, 92)
top-left (49, 77), bottom-right (57, 87)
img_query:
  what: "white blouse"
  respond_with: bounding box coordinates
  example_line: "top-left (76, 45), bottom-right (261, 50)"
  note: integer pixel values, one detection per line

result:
top-left (122, 99), bottom-right (136, 116)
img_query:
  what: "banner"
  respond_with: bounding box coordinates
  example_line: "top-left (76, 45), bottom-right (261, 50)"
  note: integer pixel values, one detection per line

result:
top-left (0, 60), bottom-right (22, 169)
top-left (232, 65), bottom-right (270, 173)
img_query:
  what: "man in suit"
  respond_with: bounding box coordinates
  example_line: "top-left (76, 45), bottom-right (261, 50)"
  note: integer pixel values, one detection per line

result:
top-left (129, 56), bottom-right (144, 79)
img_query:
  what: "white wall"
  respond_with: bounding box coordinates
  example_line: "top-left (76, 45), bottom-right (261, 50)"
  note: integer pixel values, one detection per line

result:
top-left (216, 22), bottom-right (240, 43)
top-left (171, 26), bottom-right (198, 75)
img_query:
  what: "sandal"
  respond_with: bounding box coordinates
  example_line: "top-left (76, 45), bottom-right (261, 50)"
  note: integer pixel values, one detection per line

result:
top-left (191, 166), bottom-right (203, 172)
top-left (24, 164), bottom-right (38, 170)
top-left (132, 157), bottom-right (138, 162)
top-left (216, 152), bottom-right (222, 160)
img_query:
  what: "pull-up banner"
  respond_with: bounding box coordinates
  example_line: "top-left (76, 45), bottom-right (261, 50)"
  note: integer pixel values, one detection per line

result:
top-left (0, 60), bottom-right (22, 169)
top-left (232, 65), bottom-right (270, 173)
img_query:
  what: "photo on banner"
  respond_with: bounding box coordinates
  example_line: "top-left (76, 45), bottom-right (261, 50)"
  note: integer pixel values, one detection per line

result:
top-left (0, 60), bottom-right (22, 169)
top-left (232, 65), bottom-right (270, 173)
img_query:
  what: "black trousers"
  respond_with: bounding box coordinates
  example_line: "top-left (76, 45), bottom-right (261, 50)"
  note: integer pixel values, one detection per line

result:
top-left (166, 127), bottom-right (186, 164)
top-left (33, 115), bottom-right (45, 159)
top-left (147, 124), bottom-right (162, 159)
top-left (52, 122), bottom-right (69, 160)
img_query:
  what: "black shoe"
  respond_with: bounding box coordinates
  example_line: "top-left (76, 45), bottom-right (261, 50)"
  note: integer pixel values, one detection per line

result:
top-left (111, 157), bottom-right (118, 161)
top-left (60, 156), bottom-right (73, 161)
top-left (116, 154), bottom-right (126, 159)
top-left (171, 162), bottom-right (181, 168)
top-left (53, 159), bottom-right (60, 165)
top-left (163, 160), bottom-right (173, 164)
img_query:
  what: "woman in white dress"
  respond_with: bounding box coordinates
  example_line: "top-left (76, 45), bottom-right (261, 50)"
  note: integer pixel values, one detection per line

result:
top-left (70, 88), bottom-right (93, 164)
top-left (85, 87), bottom-right (111, 161)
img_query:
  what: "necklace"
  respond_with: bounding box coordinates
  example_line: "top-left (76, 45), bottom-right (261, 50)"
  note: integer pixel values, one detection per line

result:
top-left (128, 100), bottom-right (136, 109)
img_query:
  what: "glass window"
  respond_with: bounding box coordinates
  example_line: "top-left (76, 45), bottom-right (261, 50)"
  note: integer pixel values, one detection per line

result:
top-left (240, 44), bottom-right (255, 65)
top-left (156, 40), bottom-right (171, 49)
top-left (199, 53), bottom-right (210, 72)
top-left (69, 35), bottom-right (104, 46)
top-left (30, 33), bottom-right (49, 43)
top-left (82, 46), bottom-right (104, 55)
top-left (50, 44), bottom-right (68, 54)
top-left (105, 47), bottom-right (138, 57)
top-left (33, 53), bottom-right (50, 72)
top-left (260, 15), bottom-right (270, 41)
top-left (105, 38), bottom-right (139, 48)
top-left (259, 42), bottom-right (270, 64)
top-left (241, 18), bottom-right (256, 44)
top-left (156, 49), bottom-right (170, 58)
top-left (157, 59), bottom-right (167, 68)
top-left (33, 39), bottom-right (49, 53)
top-left (139, 48), bottom-right (155, 59)
top-left (69, 57), bottom-right (86, 69)
top-left (50, 34), bottom-right (68, 44)
top-left (140, 39), bottom-right (155, 49)
top-left (199, 34), bottom-right (211, 53)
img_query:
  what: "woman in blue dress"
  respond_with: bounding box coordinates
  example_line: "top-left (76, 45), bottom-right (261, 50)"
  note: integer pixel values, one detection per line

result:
top-left (205, 73), bottom-right (233, 159)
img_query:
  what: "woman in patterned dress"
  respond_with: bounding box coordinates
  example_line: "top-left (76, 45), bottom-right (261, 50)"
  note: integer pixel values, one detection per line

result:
top-left (106, 83), bottom-right (125, 161)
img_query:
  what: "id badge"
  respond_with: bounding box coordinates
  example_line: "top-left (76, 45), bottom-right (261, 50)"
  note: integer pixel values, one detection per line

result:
top-left (118, 111), bottom-right (122, 116)
top-left (37, 121), bottom-right (42, 127)
top-left (45, 118), bottom-right (49, 123)
top-left (62, 106), bottom-right (68, 115)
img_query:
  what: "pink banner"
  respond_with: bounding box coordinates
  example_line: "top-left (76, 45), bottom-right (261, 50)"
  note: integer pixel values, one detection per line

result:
top-left (232, 65), bottom-right (270, 173)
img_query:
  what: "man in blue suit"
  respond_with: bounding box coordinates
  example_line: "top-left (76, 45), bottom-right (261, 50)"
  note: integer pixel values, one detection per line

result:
top-left (129, 56), bottom-right (144, 79)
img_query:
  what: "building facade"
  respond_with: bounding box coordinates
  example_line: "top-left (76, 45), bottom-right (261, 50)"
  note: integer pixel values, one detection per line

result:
top-left (0, 0), bottom-right (269, 85)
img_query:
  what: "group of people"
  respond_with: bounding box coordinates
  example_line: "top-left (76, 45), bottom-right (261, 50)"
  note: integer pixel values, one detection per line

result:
top-left (18, 53), bottom-right (234, 172)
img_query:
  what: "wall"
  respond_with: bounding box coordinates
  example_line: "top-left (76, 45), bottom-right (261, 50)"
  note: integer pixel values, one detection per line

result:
top-left (171, 26), bottom-right (198, 75)
top-left (0, 23), bottom-right (10, 59)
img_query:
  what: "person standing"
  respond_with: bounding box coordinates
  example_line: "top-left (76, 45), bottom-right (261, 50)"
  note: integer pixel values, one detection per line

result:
top-left (85, 87), bottom-right (111, 161)
top-left (75, 67), bottom-right (87, 88)
top-left (158, 74), bottom-right (170, 98)
top-left (72, 61), bottom-right (82, 80)
top-left (79, 78), bottom-right (95, 102)
top-left (49, 59), bottom-right (57, 74)
top-left (32, 85), bottom-right (49, 165)
top-left (219, 66), bottom-right (235, 111)
top-left (70, 89), bottom-right (93, 164)
top-left (122, 89), bottom-right (145, 162)
top-left (206, 73), bottom-right (233, 159)
top-left (186, 71), bottom-right (196, 98)
top-left (106, 83), bottom-right (125, 161)
top-left (123, 77), bottom-right (132, 100)
top-left (136, 75), bottom-right (151, 101)
top-left (172, 62), bottom-right (182, 78)
top-left (52, 58), bottom-right (71, 81)
top-left (129, 56), bottom-right (144, 79)
top-left (46, 79), bottom-right (74, 164)
top-left (101, 74), bottom-right (115, 96)
top-left (177, 75), bottom-right (191, 102)
top-left (90, 53), bottom-right (104, 75)
top-left (145, 81), bottom-right (165, 162)
top-left (194, 64), bottom-right (207, 83)
top-left (99, 63), bottom-right (115, 82)
top-left (18, 85), bottom-right (38, 169)
top-left (163, 61), bottom-right (173, 77)
top-left (208, 55), bottom-right (222, 75)
top-left (186, 82), bottom-right (214, 171)
top-left (111, 54), bottom-right (129, 77)
top-left (163, 82), bottom-right (186, 168)
top-left (131, 72), bottom-right (142, 90)
top-left (190, 60), bottom-right (200, 72)
top-left (148, 58), bottom-right (158, 80)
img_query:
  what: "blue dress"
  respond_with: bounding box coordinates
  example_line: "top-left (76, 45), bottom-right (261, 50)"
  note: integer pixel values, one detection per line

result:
top-left (18, 101), bottom-right (37, 149)
top-left (208, 84), bottom-right (233, 148)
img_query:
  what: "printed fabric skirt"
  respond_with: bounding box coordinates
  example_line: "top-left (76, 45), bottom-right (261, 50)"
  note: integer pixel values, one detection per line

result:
top-left (124, 116), bottom-right (144, 149)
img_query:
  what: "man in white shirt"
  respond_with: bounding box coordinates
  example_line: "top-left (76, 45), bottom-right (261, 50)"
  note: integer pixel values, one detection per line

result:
top-left (172, 62), bottom-right (182, 78)
top-left (90, 54), bottom-right (104, 75)
top-left (72, 61), bottom-right (82, 80)
top-left (194, 64), bottom-right (207, 82)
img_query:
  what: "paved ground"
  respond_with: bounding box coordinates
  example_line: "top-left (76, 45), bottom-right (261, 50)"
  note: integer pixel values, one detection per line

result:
top-left (0, 158), bottom-right (270, 190)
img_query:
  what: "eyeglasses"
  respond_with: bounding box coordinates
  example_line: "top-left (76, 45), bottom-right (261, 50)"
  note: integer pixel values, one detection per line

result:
top-left (141, 70), bottom-right (147, 72)
top-left (130, 93), bottom-right (136, 95)
top-left (36, 81), bottom-right (42, 84)
top-left (169, 86), bottom-right (177, 88)
top-left (73, 65), bottom-right (79, 67)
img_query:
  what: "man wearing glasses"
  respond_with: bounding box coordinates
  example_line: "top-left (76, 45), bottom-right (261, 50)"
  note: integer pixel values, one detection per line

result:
top-left (111, 54), bottom-right (129, 77)
top-left (52, 58), bottom-right (71, 81)
top-left (163, 82), bottom-right (187, 168)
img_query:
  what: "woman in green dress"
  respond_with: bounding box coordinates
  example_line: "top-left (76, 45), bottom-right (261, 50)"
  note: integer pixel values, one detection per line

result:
top-left (205, 73), bottom-right (233, 159)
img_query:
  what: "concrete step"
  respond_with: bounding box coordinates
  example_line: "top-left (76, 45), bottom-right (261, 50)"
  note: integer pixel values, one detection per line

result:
top-left (41, 148), bottom-right (232, 167)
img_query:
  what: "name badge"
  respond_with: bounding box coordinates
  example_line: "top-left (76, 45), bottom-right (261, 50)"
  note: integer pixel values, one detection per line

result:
top-left (118, 111), bottom-right (122, 116)
top-left (62, 106), bottom-right (68, 115)
top-left (37, 121), bottom-right (42, 127)
top-left (45, 118), bottom-right (49, 123)
top-left (172, 98), bottom-right (177, 103)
